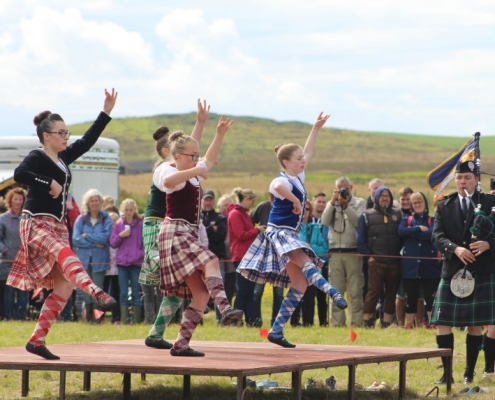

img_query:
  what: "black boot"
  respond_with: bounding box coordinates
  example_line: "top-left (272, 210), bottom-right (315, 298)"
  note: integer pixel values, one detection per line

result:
top-left (463, 334), bottom-right (482, 384)
top-left (483, 334), bottom-right (495, 377)
top-left (434, 333), bottom-right (454, 384)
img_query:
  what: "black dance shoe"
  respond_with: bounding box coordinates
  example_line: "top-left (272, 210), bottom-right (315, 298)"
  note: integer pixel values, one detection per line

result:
top-left (26, 342), bottom-right (60, 360)
top-left (145, 337), bottom-right (173, 349)
top-left (92, 288), bottom-right (117, 310)
top-left (220, 308), bottom-right (244, 326)
top-left (170, 347), bottom-right (205, 357)
top-left (267, 333), bottom-right (296, 348)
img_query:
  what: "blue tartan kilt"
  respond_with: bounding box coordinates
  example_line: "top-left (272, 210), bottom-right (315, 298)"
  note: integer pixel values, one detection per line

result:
top-left (237, 226), bottom-right (324, 288)
top-left (429, 274), bottom-right (495, 326)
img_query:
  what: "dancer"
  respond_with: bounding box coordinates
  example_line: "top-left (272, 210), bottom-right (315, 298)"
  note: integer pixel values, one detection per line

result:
top-left (159, 115), bottom-right (243, 357)
top-left (141, 100), bottom-right (210, 349)
top-left (7, 89), bottom-right (118, 360)
top-left (238, 112), bottom-right (347, 348)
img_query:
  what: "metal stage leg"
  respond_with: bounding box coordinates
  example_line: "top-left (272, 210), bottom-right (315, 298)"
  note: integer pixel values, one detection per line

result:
top-left (347, 365), bottom-right (356, 400)
top-left (83, 371), bottom-right (91, 391)
top-left (123, 373), bottom-right (131, 400)
top-left (59, 371), bottom-right (66, 400)
top-left (183, 375), bottom-right (191, 399)
top-left (399, 361), bottom-right (407, 399)
top-left (291, 370), bottom-right (301, 400)
top-left (21, 370), bottom-right (29, 397)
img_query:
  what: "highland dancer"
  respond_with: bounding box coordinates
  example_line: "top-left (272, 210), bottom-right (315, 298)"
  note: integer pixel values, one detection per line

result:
top-left (237, 112), bottom-right (347, 348)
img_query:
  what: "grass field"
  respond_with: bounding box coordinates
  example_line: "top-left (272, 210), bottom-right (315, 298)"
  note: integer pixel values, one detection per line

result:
top-left (0, 286), bottom-right (494, 399)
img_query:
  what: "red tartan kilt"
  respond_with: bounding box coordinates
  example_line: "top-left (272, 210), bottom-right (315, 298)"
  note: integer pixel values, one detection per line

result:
top-left (158, 219), bottom-right (216, 299)
top-left (7, 216), bottom-right (70, 290)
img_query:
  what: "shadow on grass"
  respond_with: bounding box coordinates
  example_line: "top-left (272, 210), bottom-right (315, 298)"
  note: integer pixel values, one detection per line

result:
top-left (39, 383), bottom-right (421, 400)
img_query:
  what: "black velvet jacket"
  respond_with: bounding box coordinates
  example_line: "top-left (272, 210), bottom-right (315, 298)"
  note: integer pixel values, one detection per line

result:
top-left (14, 112), bottom-right (112, 222)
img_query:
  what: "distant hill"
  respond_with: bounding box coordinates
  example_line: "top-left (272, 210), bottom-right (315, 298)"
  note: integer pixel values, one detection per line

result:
top-left (69, 113), bottom-right (495, 177)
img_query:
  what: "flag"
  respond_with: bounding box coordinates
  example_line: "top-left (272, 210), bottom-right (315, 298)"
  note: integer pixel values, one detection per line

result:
top-left (259, 328), bottom-right (269, 338)
top-left (31, 287), bottom-right (43, 300)
top-left (350, 328), bottom-right (358, 342)
top-left (94, 309), bottom-right (105, 320)
top-left (426, 138), bottom-right (477, 196)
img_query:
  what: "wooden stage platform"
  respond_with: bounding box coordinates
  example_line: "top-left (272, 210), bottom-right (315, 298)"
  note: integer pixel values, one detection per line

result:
top-left (0, 339), bottom-right (452, 400)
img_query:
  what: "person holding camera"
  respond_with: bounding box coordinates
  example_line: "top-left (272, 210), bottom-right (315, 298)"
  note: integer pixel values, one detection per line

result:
top-left (322, 177), bottom-right (366, 327)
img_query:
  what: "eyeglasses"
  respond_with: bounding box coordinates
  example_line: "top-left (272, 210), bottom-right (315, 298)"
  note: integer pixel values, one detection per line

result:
top-left (179, 153), bottom-right (200, 161)
top-left (305, 208), bottom-right (310, 211)
top-left (412, 201), bottom-right (424, 206)
top-left (47, 130), bottom-right (71, 139)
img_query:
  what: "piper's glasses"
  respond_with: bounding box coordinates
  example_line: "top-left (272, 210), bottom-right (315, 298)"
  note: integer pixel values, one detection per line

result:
top-left (48, 130), bottom-right (71, 139)
top-left (180, 153), bottom-right (200, 161)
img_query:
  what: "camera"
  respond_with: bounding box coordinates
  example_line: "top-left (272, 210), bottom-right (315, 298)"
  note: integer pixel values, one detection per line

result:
top-left (339, 188), bottom-right (349, 200)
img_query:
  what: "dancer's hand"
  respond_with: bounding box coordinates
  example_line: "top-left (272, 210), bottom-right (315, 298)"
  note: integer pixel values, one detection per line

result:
top-left (196, 99), bottom-right (210, 124)
top-left (292, 199), bottom-right (302, 214)
top-left (314, 112), bottom-right (330, 129)
top-left (216, 115), bottom-right (234, 135)
top-left (103, 88), bottom-right (118, 115)
top-left (49, 180), bottom-right (62, 198)
top-left (196, 165), bottom-right (208, 180)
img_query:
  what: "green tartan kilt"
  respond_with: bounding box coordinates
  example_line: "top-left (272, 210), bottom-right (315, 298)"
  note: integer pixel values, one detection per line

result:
top-left (138, 218), bottom-right (162, 285)
top-left (430, 274), bottom-right (495, 327)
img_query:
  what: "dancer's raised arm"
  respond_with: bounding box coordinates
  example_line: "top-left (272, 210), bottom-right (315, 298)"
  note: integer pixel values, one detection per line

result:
top-left (202, 115), bottom-right (234, 170)
top-left (303, 112), bottom-right (330, 165)
top-left (191, 99), bottom-right (210, 143)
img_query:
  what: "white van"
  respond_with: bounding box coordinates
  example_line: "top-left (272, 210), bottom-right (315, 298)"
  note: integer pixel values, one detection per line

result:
top-left (0, 136), bottom-right (120, 205)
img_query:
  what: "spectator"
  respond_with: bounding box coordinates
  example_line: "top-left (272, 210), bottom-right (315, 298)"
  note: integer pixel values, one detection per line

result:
top-left (217, 194), bottom-right (236, 305)
top-left (103, 195), bottom-right (115, 210)
top-left (0, 188), bottom-right (28, 320)
top-left (357, 186), bottom-right (402, 328)
top-left (201, 189), bottom-right (228, 323)
top-left (322, 177), bottom-right (366, 327)
top-left (110, 198), bottom-right (144, 324)
top-left (398, 192), bottom-right (441, 329)
top-left (72, 189), bottom-right (113, 323)
top-left (250, 193), bottom-right (284, 326)
top-left (362, 177), bottom-right (384, 301)
top-left (104, 212), bottom-right (121, 324)
top-left (228, 187), bottom-right (265, 326)
top-left (0, 197), bottom-right (7, 214)
top-left (395, 186), bottom-right (418, 327)
top-left (490, 178), bottom-right (495, 196)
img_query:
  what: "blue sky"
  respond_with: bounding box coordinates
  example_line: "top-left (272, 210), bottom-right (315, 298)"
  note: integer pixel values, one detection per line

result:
top-left (1, 1), bottom-right (495, 137)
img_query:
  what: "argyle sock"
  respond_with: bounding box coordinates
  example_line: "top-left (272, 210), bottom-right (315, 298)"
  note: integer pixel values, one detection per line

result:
top-left (483, 334), bottom-right (495, 371)
top-left (29, 293), bottom-right (66, 345)
top-left (57, 247), bottom-right (99, 297)
top-left (301, 262), bottom-right (335, 295)
top-left (172, 305), bottom-right (202, 352)
top-left (269, 287), bottom-right (304, 338)
top-left (204, 274), bottom-right (230, 315)
top-left (465, 334), bottom-right (483, 378)
top-left (437, 333), bottom-right (454, 375)
top-left (148, 296), bottom-right (183, 340)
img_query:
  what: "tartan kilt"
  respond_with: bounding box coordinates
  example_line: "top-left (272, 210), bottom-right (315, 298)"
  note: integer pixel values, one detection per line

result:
top-left (138, 218), bottom-right (163, 285)
top-left (237, 226), bottom-right (324, 288)
top-left (7, 216), bottom-right (70, 291)
top-left (430, 274), bottom-right (495, 326)
top-left (158, 218), bottom-right (216, 299)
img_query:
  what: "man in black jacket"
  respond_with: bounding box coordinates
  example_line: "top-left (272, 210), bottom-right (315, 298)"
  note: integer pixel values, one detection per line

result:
top-left (201, 190), bottom-right (228, 322)
top-left (431, 160), bottom-right (495, 385)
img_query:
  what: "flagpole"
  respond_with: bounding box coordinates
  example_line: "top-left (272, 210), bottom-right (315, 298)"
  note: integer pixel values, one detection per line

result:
top-left (474, 132), bottom-right (481, 192)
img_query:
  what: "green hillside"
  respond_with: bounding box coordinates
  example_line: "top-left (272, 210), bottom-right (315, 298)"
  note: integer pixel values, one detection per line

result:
top-left (69, 113), bottom-right (495, 179)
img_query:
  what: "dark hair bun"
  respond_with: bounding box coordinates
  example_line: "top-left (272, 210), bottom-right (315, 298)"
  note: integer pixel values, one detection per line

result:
top-left (33, 111), bottom-right (51, 126)
top-left (274, 144), bottom-right (283, 153)
top-left (169, 131), bottom-right (184, 142)
top-left (153, 126), bottom-right (170, 141)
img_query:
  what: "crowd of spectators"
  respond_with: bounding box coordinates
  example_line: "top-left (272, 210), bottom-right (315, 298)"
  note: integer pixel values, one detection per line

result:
top-left (0, 176), bottom-right (448, 329)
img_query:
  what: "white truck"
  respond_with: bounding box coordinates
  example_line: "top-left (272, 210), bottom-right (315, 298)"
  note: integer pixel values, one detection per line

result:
top-left (0, 136), bottom-right (120, 205)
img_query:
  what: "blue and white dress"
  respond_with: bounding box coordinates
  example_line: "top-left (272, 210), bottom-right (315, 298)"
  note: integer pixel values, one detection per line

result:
top-left (237, 171), bottom-right (324, 288)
